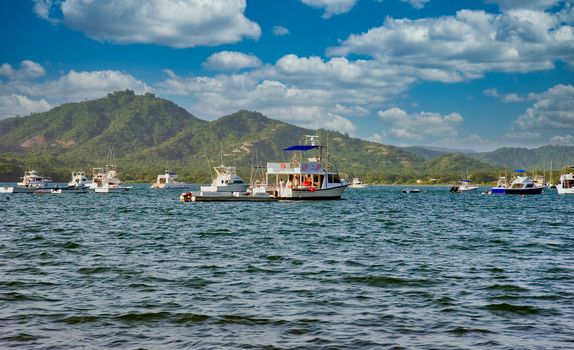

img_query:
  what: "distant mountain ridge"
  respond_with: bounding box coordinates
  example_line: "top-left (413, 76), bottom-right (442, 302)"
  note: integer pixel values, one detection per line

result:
top-left (2, 90), bottom-right (554, 184)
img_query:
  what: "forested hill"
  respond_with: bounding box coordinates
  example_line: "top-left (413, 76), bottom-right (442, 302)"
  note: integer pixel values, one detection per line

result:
top-left (2, 90), bottom-right (454, 183)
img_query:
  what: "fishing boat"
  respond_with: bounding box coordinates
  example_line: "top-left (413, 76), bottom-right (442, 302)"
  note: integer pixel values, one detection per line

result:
top-left (66, 171), bottom-right (91, 189)
top-left (533, 174), bottom-right (549, 189)
top-left (349, 177), bottom-right (369, 188)
top-left (180, 164), bottom-right (259, 201)
top-left (0, 170), bottom-right (52, 193)
top-left (92, 148), bottom-right (131, 193)
top-left (504, 170), bottom-right (543, 195)
top-left (450, 179), bottom-right (478, 193)
top-left (556, 166), bottom-right (574, 195)
top-left (151, 169), bottom-right (188, 189)
top-left (265, 135), bottom-right (348, 200)
top-left (402, 188), bottom-right (420, 193)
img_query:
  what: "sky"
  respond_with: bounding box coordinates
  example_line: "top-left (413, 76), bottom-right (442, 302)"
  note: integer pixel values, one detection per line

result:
top-left (1, 0), bottom-right (573, 151)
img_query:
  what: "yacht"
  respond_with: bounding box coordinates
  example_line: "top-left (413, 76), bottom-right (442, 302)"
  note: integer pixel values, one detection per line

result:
top-left (533, 174), bottom-right (549, 189)
top-left (504, 170), bottom-right (543, 195)
top-left (151, 169), bottom-right (188, 189)
top-left (196, 165), bottom-right (249, 196)
top-left (0, 170), bottom-right (51, 193)
top-left (349, 177), bottom-right (368, 188)
top-left (556, 166), bottom-right (574, 195)
top-left (92, 148), bottom-right (130, 193)
top-left (450, 179), bottom-right (478, 193)
top-left (66, 171), bottom-right (91, 189)
top-left (265, 135), bottom-right (348, 199)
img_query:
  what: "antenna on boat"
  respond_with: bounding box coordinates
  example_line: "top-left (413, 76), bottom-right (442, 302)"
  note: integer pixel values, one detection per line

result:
top-left (200, 137), bottom-right (214, 180)
top-left (560, 149), bottom-right (567, 176)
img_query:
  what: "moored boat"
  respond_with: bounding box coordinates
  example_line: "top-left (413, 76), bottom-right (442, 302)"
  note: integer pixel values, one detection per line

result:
top-left (265, 135), bottom-right (348, 200)
top-left (450, 179), bottom-right (478, 193)
top-left (504, 170), bottom-right (543, 195)
top-left (92, 148), bottom-right (131, 193)
top-left (151, 169), bottom-right (189, 189)
top-left (556, 166), bottom-right (574, 195)
top-left (349, 177), bottom-right (369, 188)
top-left (0, 170), bottom-right (52, 193)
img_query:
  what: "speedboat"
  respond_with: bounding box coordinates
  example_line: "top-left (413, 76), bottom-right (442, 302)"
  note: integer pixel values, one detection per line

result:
top-left (402, 188), bottom-right (420, 193)
top-left (556, 166), bottom-right (574, 195)
top-left (349, 177), bottom-right (369, 188)
top-left (265, 135), bottom-right (348, 199)
top-left (151, 169), bottom-right (189, 189)
top-left (450, 179), bottom-right (478, 193)
top-left (0, 170), bottom-right (52, 193)
top-left (504, 170), bottom-right (543, 195)
top-left (486, 175), bottom-right (508, 194)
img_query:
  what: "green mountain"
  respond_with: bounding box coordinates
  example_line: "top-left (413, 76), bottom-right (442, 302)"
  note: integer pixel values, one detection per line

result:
top-left (469, 146), bottom-right (574, 171)
top-left (0, 90), bottom-right (504, 184)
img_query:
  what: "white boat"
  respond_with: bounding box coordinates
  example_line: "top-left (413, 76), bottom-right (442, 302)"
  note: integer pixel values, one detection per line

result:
top-left (533, 174), bottom-right (549, 189)
top-left (197, 165), bottom-right (249, 196)
top-left (265, 135), bottom-right (348, 200)
top-left (556, 166), bottom-right (574, 195)
top-left (349, 177), bottom-right (369, 188)
top-left (0, 170), bottom-right (51, 193)
top-left (92, 148), bottom-right (130, 193)
top-left (450, 179), bottom-right (478, 193)
top-left (151, 169), bottom-right (188, 189)
top-left (402, 188), bottom-right (420, 193)
top-left (67, 171), bottom-right (92, 189)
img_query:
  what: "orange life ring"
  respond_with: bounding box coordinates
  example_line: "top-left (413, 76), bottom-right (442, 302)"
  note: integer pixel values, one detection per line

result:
top-left (280, 163), bottom-right (286, 169)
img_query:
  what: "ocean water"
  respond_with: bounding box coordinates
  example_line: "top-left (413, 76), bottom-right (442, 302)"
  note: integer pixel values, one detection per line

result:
top-left (1, 185), bottom-right (573, 349)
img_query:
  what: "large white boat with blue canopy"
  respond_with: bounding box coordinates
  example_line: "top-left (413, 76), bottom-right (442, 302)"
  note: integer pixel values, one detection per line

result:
top-left (265, 135), bottom-right (348, 199)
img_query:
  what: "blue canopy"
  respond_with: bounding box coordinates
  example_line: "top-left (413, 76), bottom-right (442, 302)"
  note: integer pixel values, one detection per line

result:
top-left (514, 169), bottom-right (526, 173)
top-left (459, 179), bottom-right (472, 182)
top-left (283, 145), bottom-right (318, 151)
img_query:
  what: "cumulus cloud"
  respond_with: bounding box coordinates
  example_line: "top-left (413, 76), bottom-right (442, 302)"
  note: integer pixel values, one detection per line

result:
top-left (203, 51), bottom-right (262, 71)
top-left (0, 94), bottom-right (51, 119)
top-left (486, 0), bottom-right (563, 11)
top-left (272, 25), bottom-right (290, 36)
top-left (550, 134), bottom-right (574, 145)
top-left (328, 9), bottom-right (574, 81)
top-left (157, 69), bottom-right (358, 134)
top-left (377, 107), bottom-right (463, 141)
top-left (484, 88), bottom-right (527, 102)
top-left (401, 0), bottom-right (430, 9)
top-left (1, 69), bottom-right (150, 102)
top-left (300, 0), bottom-right (357, 18)
top-left (513, 84), bottom-right (574, 131)
top-left (0, 60), bottom-right (46, 80)
top-left (34, 0), bottom-right (261, 48)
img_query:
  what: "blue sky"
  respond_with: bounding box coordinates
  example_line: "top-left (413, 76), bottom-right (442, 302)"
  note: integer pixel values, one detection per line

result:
top-left (1, 0), bottom-right (573, 151)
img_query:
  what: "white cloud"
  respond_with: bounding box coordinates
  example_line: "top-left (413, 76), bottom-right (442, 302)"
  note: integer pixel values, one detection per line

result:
top-left (550, 134), bottom-right (574, 145)
top-left (513, 84), bottom-right (574, 130)
top-left (35, 0), bottom-right (261, 48)
top-left (300, 0), bottom-right (357, 18)
top-left (502, 93), bottom-right (524, 102)
top-left (203, 51), bottom-right (262, 71)
top-left (0, 60), bottom-right (46, 80)
top-left (486, 0), bottom-right (563, 11)
top-left (0, 94), bottom-right (51, 119)
top-left (377, 107), bottom-right (463, 141)
top-left (1, 69), bottom-right (150, 102)
top-left (483, 88), bottom-right (500, 97)
top-left (401, 0), bottom-right (430, 9)
top-left (272, 25), bottom-right (290, 36)
top-left (328, 9), bottom-right (574, 80)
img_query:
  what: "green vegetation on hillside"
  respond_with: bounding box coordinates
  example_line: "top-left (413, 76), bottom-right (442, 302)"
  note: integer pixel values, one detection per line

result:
top-left (1, 90), bottom-right (506, 184)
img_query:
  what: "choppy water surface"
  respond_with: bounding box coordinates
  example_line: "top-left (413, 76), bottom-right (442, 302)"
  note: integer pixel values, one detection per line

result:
top-left (1, 185), bottom-right (573, 349)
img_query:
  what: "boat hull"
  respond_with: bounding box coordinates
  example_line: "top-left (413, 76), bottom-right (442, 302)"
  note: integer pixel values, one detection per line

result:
top-left (281, 185), bottom-right (348, 199)
top-left (556, 185), bottom-right (574, 195)
top-left (504, 187), bottom-right (543, 195)
top-left (94, 187), bottom-right (130, 193)
top-left (0, 186), bottom-right (44, 193)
